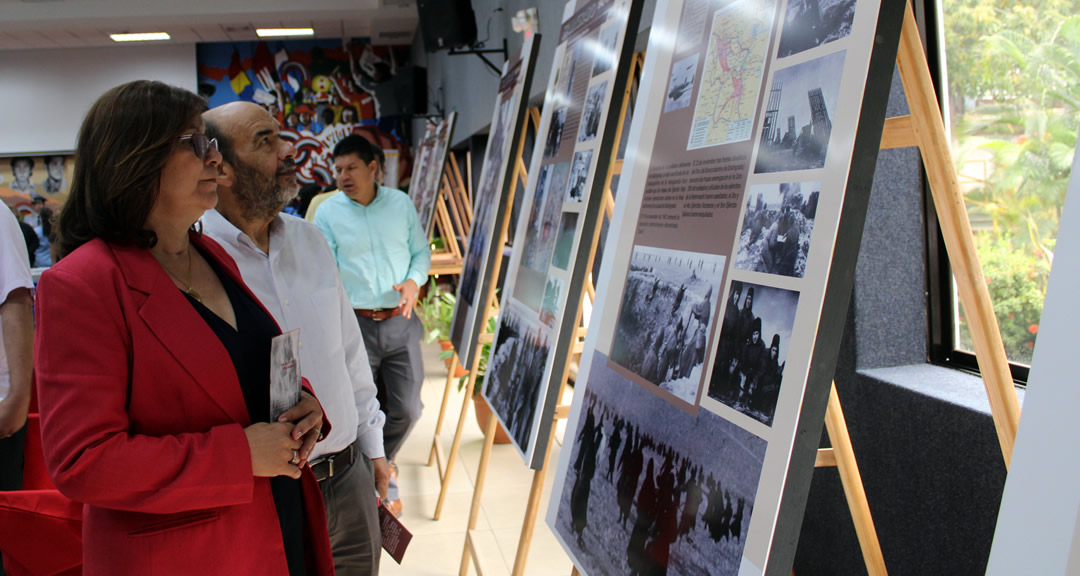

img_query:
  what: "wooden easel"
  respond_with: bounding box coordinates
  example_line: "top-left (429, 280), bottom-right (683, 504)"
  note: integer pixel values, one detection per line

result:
top-left (799, 3), bottom-right (1021, 575)
top-left (429, 107), bottom-right (543, 521)
top-left (430, 152), bottom-right (474, 276)
top-left (458, 51), bottom-right (644, 576)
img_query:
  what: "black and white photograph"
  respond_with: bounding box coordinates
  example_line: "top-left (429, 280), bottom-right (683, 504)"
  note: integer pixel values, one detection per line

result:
top-left (592, 23), bottom-right (619, 77)
top-left (540, 276), bottom-right (563, 329)
top-left (484, 303), bottom-right (553, 452)
top-left (707, 281), bottom-right (799, 426)
top-left (754, 51), bottom-right (846, 174)
top-left (665, 54), bottom-right (699, 113)
top-left (270, 329), bottom-right (301, 422)
top-left (554, 353), bottom-right (766, 576)
top-left (545, 107), bottom-right (569, 159)
top-left (515, 161), bottom-right (570, 313)
top-left (609, 245), bottom-right (726, 405)
top-left (735, 181), bottom-right (819, 278)
top-left (776, 0), bottom-right (858, 59)
top-left (518, 161), bottom-right (570, 272)
top-left (552, 211), bottom-right (579, 271)
top-left (566, 150), bottom-right (593, 203)
top-left (578, 81), bottom-right (609, 143)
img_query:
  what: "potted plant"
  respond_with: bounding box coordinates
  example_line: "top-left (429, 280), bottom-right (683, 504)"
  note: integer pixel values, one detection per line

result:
top-left (416, 279), bottom-right (454, 347)
top-left (457, 315), bottom-right (512, 444)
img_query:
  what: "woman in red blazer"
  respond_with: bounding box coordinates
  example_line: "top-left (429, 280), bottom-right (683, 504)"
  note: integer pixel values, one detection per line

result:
top-left (34, 80), bottom-right (335, 575)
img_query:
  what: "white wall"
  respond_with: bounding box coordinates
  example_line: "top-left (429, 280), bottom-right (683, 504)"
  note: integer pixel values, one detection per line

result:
top-left (0, 44), bottom-right (197, 155)
top-left (414, 0), bottom-right (655, 149)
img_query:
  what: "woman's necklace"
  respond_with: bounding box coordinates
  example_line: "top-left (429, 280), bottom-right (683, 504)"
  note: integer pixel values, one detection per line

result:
top-left (161, 248), bottom-right (202, 303)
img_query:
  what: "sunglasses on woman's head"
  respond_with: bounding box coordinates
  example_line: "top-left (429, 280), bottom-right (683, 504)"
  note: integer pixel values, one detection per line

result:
top-left (179, 133), bottom-right (219, 160)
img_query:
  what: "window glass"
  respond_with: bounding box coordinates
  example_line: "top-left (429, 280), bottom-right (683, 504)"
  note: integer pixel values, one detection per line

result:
top-left (941, 0), bottom-right (1075, 366)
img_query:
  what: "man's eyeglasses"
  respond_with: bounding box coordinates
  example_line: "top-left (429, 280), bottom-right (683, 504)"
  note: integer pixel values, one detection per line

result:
top-left (179, 133), bottom-right (219, 161)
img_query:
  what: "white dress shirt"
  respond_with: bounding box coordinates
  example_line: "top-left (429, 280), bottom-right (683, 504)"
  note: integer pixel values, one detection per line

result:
top-left (0, 208), bottom-right (34, 400)
top-left (202, 209), bottom-right (385, 460)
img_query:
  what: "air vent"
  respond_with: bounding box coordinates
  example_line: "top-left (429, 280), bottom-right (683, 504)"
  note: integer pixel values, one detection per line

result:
top-left (382, 0), bottom-right (414, 7)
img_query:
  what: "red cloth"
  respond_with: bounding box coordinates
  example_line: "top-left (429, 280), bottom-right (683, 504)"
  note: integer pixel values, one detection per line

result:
top-left (34, 234), bottom-right (334, 576)
top-left (0, 490), bottom-right (82, 576)
top-left (22, 414), bottom-right (55, 491)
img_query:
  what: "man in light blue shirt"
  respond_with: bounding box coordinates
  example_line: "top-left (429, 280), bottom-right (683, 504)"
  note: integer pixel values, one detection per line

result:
top-left (314, 134), bottom-right (431, 517)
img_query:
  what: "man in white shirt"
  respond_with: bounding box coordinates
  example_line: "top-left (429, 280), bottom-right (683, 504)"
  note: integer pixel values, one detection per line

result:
top-left (204, 102), bottom-right (389, 574)
top-left (1, 206), bottom-right (34, 576)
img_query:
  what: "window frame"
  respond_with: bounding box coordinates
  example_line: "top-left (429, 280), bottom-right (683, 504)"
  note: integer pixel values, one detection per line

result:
top-left (921, 0), bottom-right (1031, 385)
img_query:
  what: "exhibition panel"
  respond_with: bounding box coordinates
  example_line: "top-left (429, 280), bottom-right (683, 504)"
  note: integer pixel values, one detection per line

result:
top-left (546, 0), bottom-right (908, 573)
top-left (482, 0), bottom-right (645, 470)
top-left (448, 37), bottom-right (542, 371)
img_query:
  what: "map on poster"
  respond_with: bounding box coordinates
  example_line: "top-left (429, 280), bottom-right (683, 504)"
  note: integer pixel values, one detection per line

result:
top-left (688, 0), bottom-right (775, 149)
top-left (481, 0), bottom-right (643, 469)
top-left (547, 0), bottom-right (908, 572)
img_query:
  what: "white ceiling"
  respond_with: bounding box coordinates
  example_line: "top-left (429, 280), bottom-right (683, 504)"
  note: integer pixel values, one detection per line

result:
top-left (0, 0), bottom-right (419, 50)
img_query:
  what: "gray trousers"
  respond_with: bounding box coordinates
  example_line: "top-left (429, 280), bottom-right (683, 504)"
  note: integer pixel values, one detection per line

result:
top-left (357, 313), bottom-right (425, 461)
top-left (320, 444), bottom-right (381, 575)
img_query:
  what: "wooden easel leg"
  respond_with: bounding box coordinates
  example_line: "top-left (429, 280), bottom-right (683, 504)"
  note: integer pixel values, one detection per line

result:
top-left (435, 367), bottom-right (478, 520)
top-left (429, 352), bottom-right (461, 467)
top-left (460, 409), bottom-right (500, 576)
top-left (894, 0), bottom-right (1021, 466)
top-left (510, 381), bottom-right (567, 576)
top-left (824, 382), bottom-right (887, 576)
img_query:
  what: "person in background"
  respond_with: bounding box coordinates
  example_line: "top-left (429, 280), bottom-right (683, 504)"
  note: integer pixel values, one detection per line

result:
top-left (204, 101), bottom-right (389, 574)
top-left (35, 80), bottom-right (334, 575)
top-left (14, 209), bottom-right (38, 268)
top-left (0, 204), bottom-right (34, 576)
top-left (32, 206), bottom-right (54, 268)
top-left (305, 147), bottom-right (384, 224)
top-left (314, 135), bottom-right (430, 518)
top-left (23, 195), bottom-right (44, 228)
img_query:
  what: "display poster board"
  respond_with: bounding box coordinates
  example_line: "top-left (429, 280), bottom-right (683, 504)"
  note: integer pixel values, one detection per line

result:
top-left (411, 112), bottom-right (457, 236)
top-left (480, 0), bottom-right (643, 470)
top-left (546, 0), bottom-right (906, 572)
top-left (986, 133), bottom-right (1080, 576)
top-left (448, 37), bottom-right (542, 370)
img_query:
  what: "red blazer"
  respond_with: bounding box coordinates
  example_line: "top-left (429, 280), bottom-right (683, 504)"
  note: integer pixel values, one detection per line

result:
top-left (33, 234), bottom-right (335, 576)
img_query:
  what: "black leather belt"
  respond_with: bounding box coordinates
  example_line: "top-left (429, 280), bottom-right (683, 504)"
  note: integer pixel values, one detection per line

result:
top-left (310, 443), bottom-right (356, 483)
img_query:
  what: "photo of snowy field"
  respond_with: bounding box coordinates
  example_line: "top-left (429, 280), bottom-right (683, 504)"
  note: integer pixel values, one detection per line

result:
top-left (484, 303), bottom-right (552, 453)
top-left (735, 181), bottom-right (819, 278)
top-left (554, 353), bottom-right (766, 576)
top-left (609, 245), bottom-right (725, 405)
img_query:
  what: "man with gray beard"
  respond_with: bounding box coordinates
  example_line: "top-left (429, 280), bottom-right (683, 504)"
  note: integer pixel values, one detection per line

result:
top-left (202, 102), bottom-right (389, 575)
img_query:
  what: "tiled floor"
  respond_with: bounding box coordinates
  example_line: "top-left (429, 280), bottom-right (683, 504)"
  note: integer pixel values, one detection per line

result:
top-left (381, 341), bottom-right (575, 576)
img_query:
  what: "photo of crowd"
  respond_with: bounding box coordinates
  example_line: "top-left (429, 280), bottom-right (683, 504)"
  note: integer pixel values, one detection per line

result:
top-left (554, 353), bottom-right (766, 576)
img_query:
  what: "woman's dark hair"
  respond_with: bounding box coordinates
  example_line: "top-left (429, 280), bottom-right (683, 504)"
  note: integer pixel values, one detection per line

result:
top-left (55, 80), bottom-right (207, 259)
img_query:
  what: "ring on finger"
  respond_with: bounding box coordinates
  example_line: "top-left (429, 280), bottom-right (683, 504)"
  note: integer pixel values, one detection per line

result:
top-left (291, 450), bottom-right (300, 464)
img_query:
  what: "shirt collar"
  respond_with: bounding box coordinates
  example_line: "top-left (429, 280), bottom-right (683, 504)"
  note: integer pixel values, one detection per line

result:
top-left (201, 209), bottom-right (284, 257)
top-left (344, 185), bottom-right (383, 208)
